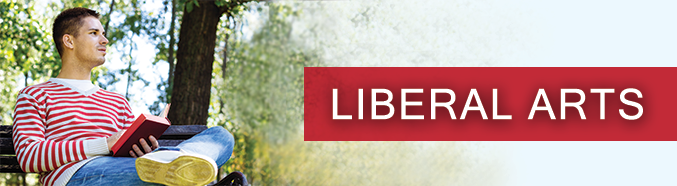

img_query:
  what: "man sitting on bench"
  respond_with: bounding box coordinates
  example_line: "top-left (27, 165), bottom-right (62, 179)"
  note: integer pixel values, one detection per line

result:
top-left (12, 7), bottom-right (234, 186)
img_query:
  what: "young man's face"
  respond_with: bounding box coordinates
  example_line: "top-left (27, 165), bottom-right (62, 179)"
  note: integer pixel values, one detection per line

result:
top-left (72, 16), bottom-right (108, 68)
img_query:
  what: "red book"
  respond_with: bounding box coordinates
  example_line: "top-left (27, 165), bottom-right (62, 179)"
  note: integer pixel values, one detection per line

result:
top-left (111, 104), bottom-right (171, 157)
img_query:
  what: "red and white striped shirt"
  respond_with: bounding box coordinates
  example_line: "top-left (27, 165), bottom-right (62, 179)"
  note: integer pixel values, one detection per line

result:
top-left (12, 79), bottom-right (134, 186)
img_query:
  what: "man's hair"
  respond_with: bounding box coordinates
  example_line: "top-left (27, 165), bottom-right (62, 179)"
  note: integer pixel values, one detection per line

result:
top-left (52, 7), bottom-right (100, 57)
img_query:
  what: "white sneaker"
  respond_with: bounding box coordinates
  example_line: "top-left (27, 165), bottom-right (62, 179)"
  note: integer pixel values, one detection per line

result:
top-left (136, 150), bottom-right (218, 186)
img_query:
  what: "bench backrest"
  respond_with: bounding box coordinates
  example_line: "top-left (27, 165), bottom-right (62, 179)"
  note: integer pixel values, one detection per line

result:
top-left (0, 125), bottom-right (207, 173)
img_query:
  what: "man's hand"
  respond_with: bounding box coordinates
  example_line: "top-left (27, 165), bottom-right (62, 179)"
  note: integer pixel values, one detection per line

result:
top-left (129, 135), bottom-right (159, 158)
top-left (106, 130), bottom-right (126, 151)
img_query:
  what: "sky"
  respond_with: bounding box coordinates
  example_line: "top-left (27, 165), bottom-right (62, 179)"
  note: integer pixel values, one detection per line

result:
top-left (103, 0), bottom-right (263, 117)
top-left (103, 0), bottom-right (170, 117)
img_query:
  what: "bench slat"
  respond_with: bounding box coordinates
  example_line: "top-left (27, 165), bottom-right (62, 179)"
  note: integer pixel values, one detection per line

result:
top-left (0, 125), bottom-right (207, 154)
top-left (0, 138), bottom-right (14, 154)
top-left (160, 125), bottom-right (208, 139)
top-left (0, 125), bottom-right (11, 138)
top-left (0, 139), bottom-right (190, 158)
top-left (0, 125), bottom-right (208, 173)
top-left (0, 156), bottom-right (22, 173)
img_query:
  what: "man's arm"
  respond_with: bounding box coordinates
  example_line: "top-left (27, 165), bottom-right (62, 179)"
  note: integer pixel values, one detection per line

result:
top-left (12, 92), bottom-right (109, 172)
top-left (111, 98), bottom-right (159, 157)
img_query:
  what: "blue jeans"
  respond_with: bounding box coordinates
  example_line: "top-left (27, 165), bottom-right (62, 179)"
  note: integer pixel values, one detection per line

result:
top-left (66, 127), bottom-right (234, 186)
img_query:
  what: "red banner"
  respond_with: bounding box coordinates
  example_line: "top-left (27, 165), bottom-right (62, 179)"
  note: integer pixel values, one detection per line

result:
top-left (304, 67), bottom-right (677, 141)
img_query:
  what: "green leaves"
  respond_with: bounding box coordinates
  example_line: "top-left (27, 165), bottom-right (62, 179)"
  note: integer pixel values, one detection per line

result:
top-left (211, 3), bottom-right (322, 184)
top-left (0, 0), bottom-right (62, 125)
top-left (185, 0), bottom-right (199, 13)
top-left (214, 0), bottom-right (227, 7)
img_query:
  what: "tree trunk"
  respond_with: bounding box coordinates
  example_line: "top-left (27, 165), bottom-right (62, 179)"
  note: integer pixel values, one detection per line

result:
top-left (169, 0), bottom-right (225, 125)
top-left (166, 0), bottom-right (177, 101)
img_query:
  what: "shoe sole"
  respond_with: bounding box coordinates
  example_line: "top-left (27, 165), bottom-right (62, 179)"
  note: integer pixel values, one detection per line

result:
top-left (136, 155), bottom-right (217, 186)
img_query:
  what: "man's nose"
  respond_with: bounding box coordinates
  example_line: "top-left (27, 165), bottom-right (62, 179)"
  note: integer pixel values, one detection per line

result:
top-left (101, 35), bottom-right (109, 45)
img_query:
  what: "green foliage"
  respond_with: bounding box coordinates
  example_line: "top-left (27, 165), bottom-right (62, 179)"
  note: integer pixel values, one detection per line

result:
top-left (209, 2), bottom-right (320, 184)
top-left (0, 0), bottom-right (61, 125)
top-left (219, 2), bottom-right (309, 142)
top-left (184, 0), bottom-right (198, 13)
top-left (98, 0), bottom-right (171, 111)
top-left (0, 172), bottom-right (39, 185)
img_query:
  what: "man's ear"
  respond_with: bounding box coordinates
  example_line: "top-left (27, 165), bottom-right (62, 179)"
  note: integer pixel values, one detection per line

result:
top-left (62, 34), bottom-right (74, 49)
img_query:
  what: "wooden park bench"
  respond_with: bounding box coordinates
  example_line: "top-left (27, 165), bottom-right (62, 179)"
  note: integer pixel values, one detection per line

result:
top-left (0, 125), bottom-right (247, 186)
